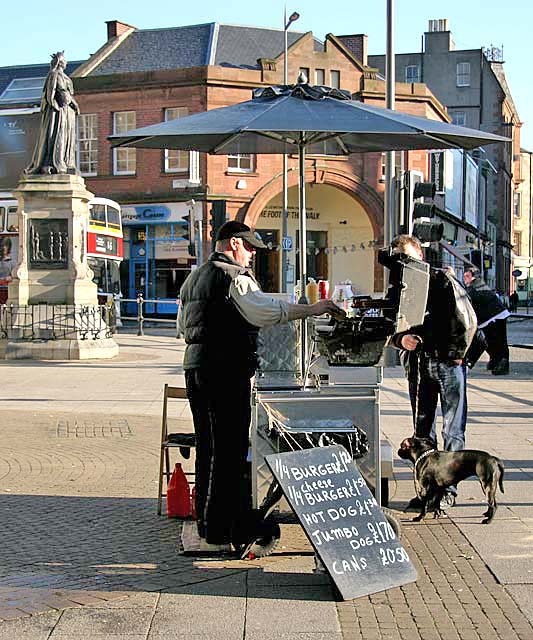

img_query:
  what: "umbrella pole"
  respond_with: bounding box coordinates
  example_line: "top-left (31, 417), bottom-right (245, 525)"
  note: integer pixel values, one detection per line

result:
top-left (298, 139), bottom-right (308, 378)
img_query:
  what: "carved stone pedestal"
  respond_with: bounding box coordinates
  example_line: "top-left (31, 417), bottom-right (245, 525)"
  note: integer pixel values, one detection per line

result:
top-left (5, 174), bottom-right (119, 360)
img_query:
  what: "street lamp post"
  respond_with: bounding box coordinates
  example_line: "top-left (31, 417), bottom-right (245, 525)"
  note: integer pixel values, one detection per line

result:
top-left (281, 9), bottom-right (300, 293)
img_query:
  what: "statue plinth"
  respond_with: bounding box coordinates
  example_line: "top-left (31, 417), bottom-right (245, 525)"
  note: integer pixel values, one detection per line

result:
top-left (8, 174), bottom-right (98, 305)
top-left (4, 173), bottom-right (119, 360)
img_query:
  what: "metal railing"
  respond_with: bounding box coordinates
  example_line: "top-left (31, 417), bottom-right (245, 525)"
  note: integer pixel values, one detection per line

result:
top-left (0, 304), bottom-right (115, 341)
top-left (119, 295), bottom-right (178, 336)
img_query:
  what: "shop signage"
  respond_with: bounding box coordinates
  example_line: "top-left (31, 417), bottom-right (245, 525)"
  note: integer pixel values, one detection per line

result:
top-left (266, 445), bottom-right (417, 600)
top-left (121, 202), bottom-right (193, 226)
top-left (260, 206), bottom-right (320, 220)
top-left (512, 269), bottom-right (522, 277)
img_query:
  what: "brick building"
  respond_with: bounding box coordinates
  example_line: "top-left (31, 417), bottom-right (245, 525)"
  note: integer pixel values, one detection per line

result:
top-left (1, 20), bottom-right (450, 307)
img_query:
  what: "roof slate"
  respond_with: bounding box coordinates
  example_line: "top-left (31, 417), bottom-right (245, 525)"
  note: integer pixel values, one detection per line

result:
top-left (89, 24), bottom-right (214, 76)
top-left (215, 25), bottom-right (304, 69)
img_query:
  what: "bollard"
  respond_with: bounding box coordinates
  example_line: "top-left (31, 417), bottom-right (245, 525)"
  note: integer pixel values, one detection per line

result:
top-left (136, 293), bottom-right (144, 336)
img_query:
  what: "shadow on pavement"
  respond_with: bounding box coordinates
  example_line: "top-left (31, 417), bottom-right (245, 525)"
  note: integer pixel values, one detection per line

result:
top-left (0, 494), bottom-right (333, 602)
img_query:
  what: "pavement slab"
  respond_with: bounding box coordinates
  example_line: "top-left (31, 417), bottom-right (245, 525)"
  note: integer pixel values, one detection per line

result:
top-left (0, 328), bottom-right (533, 637)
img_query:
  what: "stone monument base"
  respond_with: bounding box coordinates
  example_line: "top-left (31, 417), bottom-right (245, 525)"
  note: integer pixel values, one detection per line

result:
top-left (4, 337), bottom-right (119, 361)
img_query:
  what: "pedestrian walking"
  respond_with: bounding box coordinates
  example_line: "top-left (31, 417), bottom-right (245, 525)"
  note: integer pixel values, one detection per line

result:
top-left (391, 235), bottom-right (477, 510)
top-left (509, 291), bottom-right (519, 313)
top-left (177, 220), bottom-right (343, 552)
top-left (463, 268), bottom-right (510, 375)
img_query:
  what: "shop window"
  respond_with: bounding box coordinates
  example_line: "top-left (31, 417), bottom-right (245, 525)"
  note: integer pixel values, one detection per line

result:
top-left (77, 113), bottom-right (98, 175)
top-left (295, 230), bottom-right (328, 282)
top-left (113, 111), bottom-right (136, 175)
top-left (228, 154), bottom-right (255, 173)
top-left (164, 107), bottom-right (189, 172)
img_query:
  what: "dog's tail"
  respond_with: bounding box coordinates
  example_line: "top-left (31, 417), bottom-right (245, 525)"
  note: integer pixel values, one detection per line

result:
top-left (498, 462), bottom-right (505, 494)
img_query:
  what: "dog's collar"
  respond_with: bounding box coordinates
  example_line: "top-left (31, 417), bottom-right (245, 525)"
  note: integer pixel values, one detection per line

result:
top-left (414, 448), bottom-right (437, 473)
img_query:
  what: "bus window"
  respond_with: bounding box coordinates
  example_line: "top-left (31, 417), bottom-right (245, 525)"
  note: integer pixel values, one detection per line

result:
top-left (90, 204), bottom-right (106, 225)
top-left (88, 257), bottom-right (105, 290)
top-left (0, 207), bottom-right (4, 232)
top-left (107, 205), bottom-right (121, 229)
top-left (7, 207), bottom-right (18, 232)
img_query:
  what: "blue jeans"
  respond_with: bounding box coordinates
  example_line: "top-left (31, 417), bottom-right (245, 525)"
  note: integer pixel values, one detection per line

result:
top-left (406, 353), bottom-right (467, 452)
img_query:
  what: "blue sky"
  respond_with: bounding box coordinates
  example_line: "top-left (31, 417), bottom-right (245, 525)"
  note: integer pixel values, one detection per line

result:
top-left (4, 0), bottom-right (532, 149)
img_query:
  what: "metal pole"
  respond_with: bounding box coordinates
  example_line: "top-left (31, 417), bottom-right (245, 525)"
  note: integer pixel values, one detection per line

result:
top-left (282, 9), bottom-right (289, 293)
top-left (384, 0), bottom-right (396, 254)
top-left (298, 138), bottom-right (308, 379)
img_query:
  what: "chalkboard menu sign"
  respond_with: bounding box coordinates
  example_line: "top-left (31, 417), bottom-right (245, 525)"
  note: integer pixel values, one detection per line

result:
top-left (265, 445), bottom-right (417, 600)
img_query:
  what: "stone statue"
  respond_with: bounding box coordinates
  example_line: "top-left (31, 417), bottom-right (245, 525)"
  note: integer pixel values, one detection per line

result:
top-left (25, 51), bottom-right (79, 175)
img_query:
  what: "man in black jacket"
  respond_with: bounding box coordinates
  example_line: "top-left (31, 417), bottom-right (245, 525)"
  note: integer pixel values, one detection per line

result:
top-left (178, 220), bottom-right (342, 551)
top-left (463, 268), bottom-right (510, 375)
top-left (391, 235), bottom-right (476, 508)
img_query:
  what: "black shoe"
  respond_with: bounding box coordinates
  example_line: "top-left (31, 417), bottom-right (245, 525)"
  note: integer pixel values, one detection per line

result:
top-left (492, 359), bottom-right (509, 375)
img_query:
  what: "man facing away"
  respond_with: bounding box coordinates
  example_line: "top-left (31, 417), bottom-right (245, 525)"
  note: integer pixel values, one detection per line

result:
top-left (390, 235), bottom-right (476, 510)
top-left (177, 220), bottom-right (343, 552)
top-left (463, 267), bottom-right (510, 375)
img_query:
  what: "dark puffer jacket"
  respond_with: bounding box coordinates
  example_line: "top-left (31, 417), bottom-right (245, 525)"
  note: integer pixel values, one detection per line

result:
top-left (179, 252), bottom-right (260, 376)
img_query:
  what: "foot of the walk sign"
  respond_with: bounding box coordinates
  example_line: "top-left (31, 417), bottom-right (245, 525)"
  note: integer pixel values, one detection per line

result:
top-left (265, 445), bottom-right (417, 600)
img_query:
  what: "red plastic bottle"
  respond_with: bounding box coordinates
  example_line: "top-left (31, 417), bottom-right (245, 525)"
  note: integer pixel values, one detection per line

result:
top-left (190, 486), bottom-right (197, 520)
top-left (166, 463), bottom-right (191, 518)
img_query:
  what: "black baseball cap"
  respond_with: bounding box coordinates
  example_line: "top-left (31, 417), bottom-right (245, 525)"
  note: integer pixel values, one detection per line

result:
top-left (215, 220), bottom-right (267, 249)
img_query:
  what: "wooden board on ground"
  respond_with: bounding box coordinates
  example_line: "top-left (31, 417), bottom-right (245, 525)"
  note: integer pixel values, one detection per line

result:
top-left (265, 445), bottom-right (417, 600)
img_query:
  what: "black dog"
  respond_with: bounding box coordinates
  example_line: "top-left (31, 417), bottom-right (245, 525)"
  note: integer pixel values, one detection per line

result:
top-left (398, 437), bottom-right (504, 524)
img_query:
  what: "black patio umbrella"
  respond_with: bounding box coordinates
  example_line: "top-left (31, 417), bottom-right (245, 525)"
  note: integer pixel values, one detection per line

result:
top-left (109, 81), bottom-right (507, 367)
top-left (110, 80), bottom-right (506, 282)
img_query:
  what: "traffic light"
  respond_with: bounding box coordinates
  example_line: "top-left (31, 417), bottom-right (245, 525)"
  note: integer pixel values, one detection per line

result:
top-left (175, 214), bottom-right (196, 257)
top-left (210, 200), bottom-right (227, 250)
top-left (402, 172), bottom-right (437, 234)
top-left (405, 173), bottom-right (442, 243)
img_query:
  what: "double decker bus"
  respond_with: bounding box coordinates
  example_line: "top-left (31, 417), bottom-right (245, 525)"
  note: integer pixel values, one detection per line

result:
top-left (0, 200), bottom-right (19, 303)
top-left (87, 197), bottom-right (123, 304)
top-left (0, 197), bottom-right (123, 304)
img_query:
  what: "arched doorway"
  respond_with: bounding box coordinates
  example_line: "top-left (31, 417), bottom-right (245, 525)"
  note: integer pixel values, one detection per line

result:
top-left (245, 169), bottom-right (383, 296)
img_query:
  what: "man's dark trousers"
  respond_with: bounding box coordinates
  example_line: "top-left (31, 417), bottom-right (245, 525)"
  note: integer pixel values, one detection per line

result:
top-left (185, 368), bottom-right (252, 545)
top-left (482, 319), bottom-right (509, 366)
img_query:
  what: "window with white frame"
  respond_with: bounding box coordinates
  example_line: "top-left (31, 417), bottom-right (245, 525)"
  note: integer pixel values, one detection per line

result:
top-left (451, 111), bottom-right (466, 126)
top-left (405, 65), bottom-right (420, 83)
top-left (514, 191), bottom-right (521, 217)
top-left (113, 111), bottom-right (136, 175)
top-left (164, 107), bottom-right (189, 172)
top-left (330, 70), bottom-right (340, 89)
top-left (228, 154), bottom-right (254, 173)
top-left (315, 68), bottom-right (325, 85)
top-left (77, 113), bottom-right (98, 175)
top-left (456, 62), bottom-right (471, 87)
